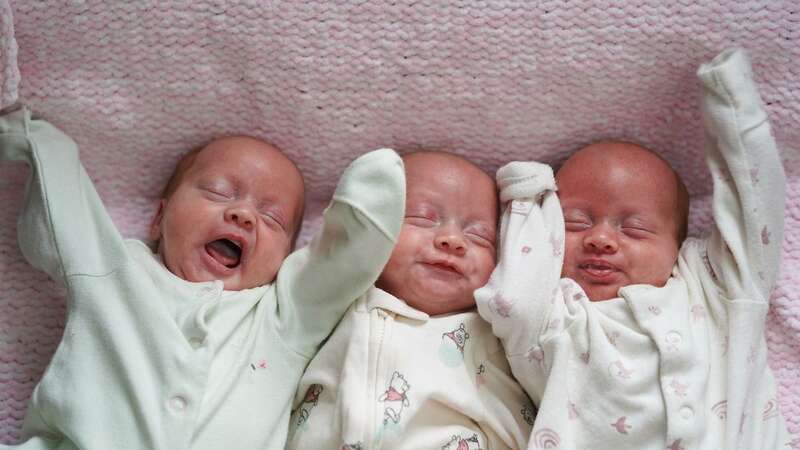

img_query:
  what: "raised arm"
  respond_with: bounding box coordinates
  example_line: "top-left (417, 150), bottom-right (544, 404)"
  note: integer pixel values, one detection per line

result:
top-left (0, 106), bottom-right (125, 284)
top-left (275, 148), bottom-right (405, 357)
top-left (697, 49), bottom-right (785, 301)
top-left (474, 161), bottom-right (564, 356)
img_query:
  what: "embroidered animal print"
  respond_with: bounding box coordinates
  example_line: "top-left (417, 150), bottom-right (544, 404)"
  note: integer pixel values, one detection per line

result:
top-left (293, 384), bottom-right (323, 426)
top-left (440, 323), bottom-right (470, 366)
top-left (378, 372), bottom-right (410, 425)
top-left (442, 323), bottom-right (470, 353)
top-left (441, 434), bottom-right (482, 450)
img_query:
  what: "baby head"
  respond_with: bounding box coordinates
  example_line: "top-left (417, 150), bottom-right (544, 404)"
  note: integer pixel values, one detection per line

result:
top-left (377, 151), bottom-right (498, 315)
top-left (149, 136), bottom-right (305, 291)
top-left (556, 141), bottom-right (689, 301)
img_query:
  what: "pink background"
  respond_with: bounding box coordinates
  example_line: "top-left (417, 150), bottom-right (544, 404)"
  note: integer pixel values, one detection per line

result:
top-left (1, 0), bottom-right (798, 445)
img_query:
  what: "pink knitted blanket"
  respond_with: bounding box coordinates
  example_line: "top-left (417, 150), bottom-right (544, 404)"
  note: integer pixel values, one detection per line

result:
top-left (1, 1), bottom-right (797, 445)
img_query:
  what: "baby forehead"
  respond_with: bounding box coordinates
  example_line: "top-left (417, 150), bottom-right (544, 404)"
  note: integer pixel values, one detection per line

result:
top-left (558, 142), bottom-right (678, 182)
top-left (402, 152), bottom-right (498, 218)
top-left (195, 136), bottom-right (291, 168)
top-left (402, 151), bottom-right (494, 185)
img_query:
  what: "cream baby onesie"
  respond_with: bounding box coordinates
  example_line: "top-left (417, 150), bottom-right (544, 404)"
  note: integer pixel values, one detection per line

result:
top-left (475, 49), bottom-right (794, 450)
top-left (285, 287), bottom-right (534, 450)
top-left (0, 109), bottom-right (405, 450)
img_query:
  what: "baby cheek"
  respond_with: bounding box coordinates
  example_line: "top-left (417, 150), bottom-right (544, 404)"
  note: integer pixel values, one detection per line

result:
top-left (474, 251), bottom-right (497, 283)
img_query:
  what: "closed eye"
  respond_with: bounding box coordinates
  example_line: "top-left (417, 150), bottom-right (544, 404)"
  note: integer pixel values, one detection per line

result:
top-left (464, 223), bottom-right (496, 248)
top-left (405, 216), bottom-right (437, 227)
top-left (622, 226), bottom-right (653, 238)
top-left (466, 231), bottom-right (495, 248)
top-left (204, 189), bottom-right (233, 201)
top-left (260, 211), bottom-right (287, 232)
top-left (565, 220), bottom-right (590, 231)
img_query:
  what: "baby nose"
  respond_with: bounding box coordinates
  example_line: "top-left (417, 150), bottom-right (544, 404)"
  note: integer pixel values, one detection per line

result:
top-left (434, 231), bottom-right (467, 256)
top-left (584, 226), bottom-right (618, 253)
top-left (225, 206), bottom-right (255, 229)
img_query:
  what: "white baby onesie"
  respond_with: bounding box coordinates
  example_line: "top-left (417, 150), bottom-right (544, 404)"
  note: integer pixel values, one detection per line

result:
top-left (0, 111), bottom-right (405, 450)
top-left (286, 287), bottom-right (534, 450)
top-left (475, 49), bottom-right (794, 450)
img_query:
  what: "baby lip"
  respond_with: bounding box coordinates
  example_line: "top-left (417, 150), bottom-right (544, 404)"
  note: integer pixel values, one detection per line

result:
top-left (579, 259), bottom-right (619, 271)
top-left (424, 259), bottom-right (464, 275)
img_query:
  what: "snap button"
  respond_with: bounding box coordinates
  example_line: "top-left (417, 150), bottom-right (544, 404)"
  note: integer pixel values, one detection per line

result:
top-left (169, 396), bottom-right (188, 412)
top-left (679, 405), bottom-right (694, 419)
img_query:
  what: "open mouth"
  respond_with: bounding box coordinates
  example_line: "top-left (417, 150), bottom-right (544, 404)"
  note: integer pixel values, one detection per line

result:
top-left (578, 260), bottom-right (618, 278)
top-left (205, 238), bottom-right (243, 269)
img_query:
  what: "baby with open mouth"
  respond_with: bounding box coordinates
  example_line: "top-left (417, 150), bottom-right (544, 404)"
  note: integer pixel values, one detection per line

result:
top-left (0, 108), bottom-right (405, 450)
top-left (286, 151), bottom-right (533, 450)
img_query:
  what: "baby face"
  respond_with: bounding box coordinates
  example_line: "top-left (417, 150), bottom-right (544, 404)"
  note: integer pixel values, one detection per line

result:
top-left (556, 142), bottom-right (684, 301)
top-left (377, 152), bottom-right (498, 315)
top-left (149, 137), bottom-right (304, 291)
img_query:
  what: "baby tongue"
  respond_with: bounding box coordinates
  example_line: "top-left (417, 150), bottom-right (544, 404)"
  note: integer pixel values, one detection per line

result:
top-left (205, 239), bottom-right (241, 268)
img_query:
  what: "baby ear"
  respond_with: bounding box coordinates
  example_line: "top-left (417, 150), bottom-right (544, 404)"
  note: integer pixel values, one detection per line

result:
top-left (149, 199), bottom-right (166, 241)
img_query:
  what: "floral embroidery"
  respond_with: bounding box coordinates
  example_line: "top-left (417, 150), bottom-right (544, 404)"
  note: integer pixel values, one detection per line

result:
top-left (250, 358), bottom-right (268, 370)
top-left (608, 360), bottom-right (634, 380)
top-left (611, 416), bottom-right (631, 434)
top-left (527, 345), bottom-right (546, 370)
top-left (666, 439), bottom-right (685, 450)
top-left (670, 379), bottom-right (688, 397)
top-left (607, 330), bottom-right (620, 347)
top-left (691, 304), bottom-right (706, 322)
top-left (488, 293), bottom-right (514, 318)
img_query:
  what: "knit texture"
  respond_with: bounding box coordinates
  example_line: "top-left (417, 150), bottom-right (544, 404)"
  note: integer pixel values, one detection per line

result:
top-left (0, 1), bottom-right (798, 445)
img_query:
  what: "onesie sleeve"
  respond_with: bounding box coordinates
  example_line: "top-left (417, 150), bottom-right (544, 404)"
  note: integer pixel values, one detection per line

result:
top-left (696, 48), bottom-right (785, 301)
top-left (0, 106), bottom-right (126, 285)
top-left (474, 161), bottom-right (564, 357)
top-left (275, 148), bottom-right (405, 357)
